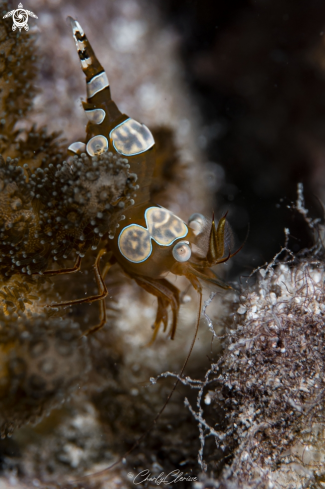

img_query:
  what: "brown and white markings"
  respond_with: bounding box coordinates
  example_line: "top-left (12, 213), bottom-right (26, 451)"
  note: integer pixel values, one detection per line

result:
top-left (48, 17), bottom-right (240, 342)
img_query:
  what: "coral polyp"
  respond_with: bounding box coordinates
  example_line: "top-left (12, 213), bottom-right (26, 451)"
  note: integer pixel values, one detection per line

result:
top-left (0, 0), bottom-right (139, 445)
top-left (3, 0), bottom-right (325, 488)
top-left (0, 152), bottom-right (134, 278)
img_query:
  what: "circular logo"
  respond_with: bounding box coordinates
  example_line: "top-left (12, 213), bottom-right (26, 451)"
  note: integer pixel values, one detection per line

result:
top-left (13, 9), bottom-right (28, 29)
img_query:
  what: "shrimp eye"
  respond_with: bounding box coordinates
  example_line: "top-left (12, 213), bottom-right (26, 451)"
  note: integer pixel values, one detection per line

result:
top-left (188, 213), bottom-right (207, 236)
top-left (172, 241), bottom-right (191, 262)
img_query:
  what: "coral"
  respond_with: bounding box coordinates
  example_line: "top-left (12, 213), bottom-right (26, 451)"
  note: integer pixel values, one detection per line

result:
top-left (1, 1), bottom-right (321, 488)
top-left (0, 0), bottom-right (226, 487)
top-left (185, 251), bottom-right (325, 488)
top-left (0, 152), bottom-right (135, 277)
top-left (0, 0), bottom-right (135, 444)
top-left (0, 0), bottom-right (36, 147)
top-left (0, 0), bottom-right (65, 169)
top-left (0, 0), bottom-right (137, 281)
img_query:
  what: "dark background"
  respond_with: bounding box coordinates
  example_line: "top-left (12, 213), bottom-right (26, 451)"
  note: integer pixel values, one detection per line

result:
top-left (159, 0), bottom-right (325, 277)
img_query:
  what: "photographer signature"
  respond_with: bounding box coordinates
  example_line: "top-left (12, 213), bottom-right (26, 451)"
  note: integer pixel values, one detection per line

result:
top-left (128, 469), bottom-right (198, 485)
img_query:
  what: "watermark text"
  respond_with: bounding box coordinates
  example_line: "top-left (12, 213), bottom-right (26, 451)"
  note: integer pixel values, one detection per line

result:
top-left (128, 469), bottom-right (198, 486)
